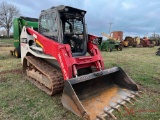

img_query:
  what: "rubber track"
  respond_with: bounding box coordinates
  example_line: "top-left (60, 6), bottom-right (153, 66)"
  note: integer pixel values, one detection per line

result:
top-left (25, 56), bottom-right (64, 95)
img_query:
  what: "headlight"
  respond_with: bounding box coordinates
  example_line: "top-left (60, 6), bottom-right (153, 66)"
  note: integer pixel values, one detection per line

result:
top-left (81, 12), bottom-right (85, 15)
top-left (92, 38), bottom-right (98, 45)
top-left (65, 8), bottom-right (69, 12)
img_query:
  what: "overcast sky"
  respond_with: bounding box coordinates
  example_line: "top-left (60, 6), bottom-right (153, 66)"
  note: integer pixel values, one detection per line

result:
top-left (6, 0), bottom-right (160, 38)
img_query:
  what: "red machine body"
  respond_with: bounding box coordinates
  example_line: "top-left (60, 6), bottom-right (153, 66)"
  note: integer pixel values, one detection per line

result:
top-left (27, 28), bottom-right (104, 80)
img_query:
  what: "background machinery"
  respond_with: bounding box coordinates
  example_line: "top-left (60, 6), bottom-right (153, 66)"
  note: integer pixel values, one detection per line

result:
top-left (20, 5), bottom-right (140, 120)
top-left (122, 36), bottom-right (141, 47)
top-left (156, 47), bottom-right (160, 56)
top-left (10, 16), bottom-right (38, 58)
top-left (140, 37), bottom-right (154, 47)
top-left (122, 36), bottom-right (134, 47)
top-left (149, 34), bottom-right (160, 46)
top-left (100, 32), bottom-right (122, 52)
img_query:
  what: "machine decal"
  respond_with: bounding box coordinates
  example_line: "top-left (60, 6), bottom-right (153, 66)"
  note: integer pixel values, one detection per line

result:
top-left (58, 53), bottom-right (68, 80)
top-left (35, 39), bottom-right (43, 48)
top-left (33, 33), bottom-right (37, 39)
top-left (77, 75), bottom-right (90, 81)
top-left (21, 43), bottom-right (27, 47)
top-left (21, 43), bottom-right (28, 50)
top-left (21, 38), bottom-right (27, 43)
top-left (14, 40), bottom-right (19, 42)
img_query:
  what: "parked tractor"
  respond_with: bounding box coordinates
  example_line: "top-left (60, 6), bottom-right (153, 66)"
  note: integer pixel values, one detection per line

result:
top-left (140, 37), bottom-right (154, 47)
top-left (10, 16), bottom-right (38, 58)
top-left (99, 39), bottom-right (122, 52)
top-left (149, 34), bottom-right (160, 46)
top-left (100, 32), bottom-right (122, 52)
top-left (122, 36), bottom-right (141, 47)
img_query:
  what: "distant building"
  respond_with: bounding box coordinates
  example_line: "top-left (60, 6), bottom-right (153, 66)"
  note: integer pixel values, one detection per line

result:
top-left (111, 31), bottom-right (123, 41)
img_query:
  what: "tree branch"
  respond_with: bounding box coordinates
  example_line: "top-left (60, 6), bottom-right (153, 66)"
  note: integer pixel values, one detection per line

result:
top-left (0, 1), bottom-right (20, 37)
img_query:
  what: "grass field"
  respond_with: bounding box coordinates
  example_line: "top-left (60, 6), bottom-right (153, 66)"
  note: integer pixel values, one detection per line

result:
top-left (0, 45), bottom-right (160, 120)
top-left (0, 39), bottom-right (14, 46)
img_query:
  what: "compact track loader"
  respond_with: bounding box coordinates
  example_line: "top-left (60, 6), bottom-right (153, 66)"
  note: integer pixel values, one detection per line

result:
top-left (20, 5), bottom-right (140, 120)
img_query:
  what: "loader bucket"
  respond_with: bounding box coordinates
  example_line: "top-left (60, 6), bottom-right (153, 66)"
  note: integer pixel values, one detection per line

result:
top-left (62, 67), bottom-right (140, 120)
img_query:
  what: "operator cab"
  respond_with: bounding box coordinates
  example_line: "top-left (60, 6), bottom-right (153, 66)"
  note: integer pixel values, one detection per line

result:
top-left (39, 5), bottom-right (87, 56)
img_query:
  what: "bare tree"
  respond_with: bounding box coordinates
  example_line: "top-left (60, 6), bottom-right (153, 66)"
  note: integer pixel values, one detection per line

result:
top-left (0, 1), bottom-right (20, 37)
top-left (0, 29), bottom-right (7, 36)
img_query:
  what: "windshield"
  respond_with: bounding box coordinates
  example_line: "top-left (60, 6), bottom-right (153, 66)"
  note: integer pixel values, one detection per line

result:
top-left (39, 12), bottom-right (58, 41)
top-left (64, 18), bottom-right (83, 34)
